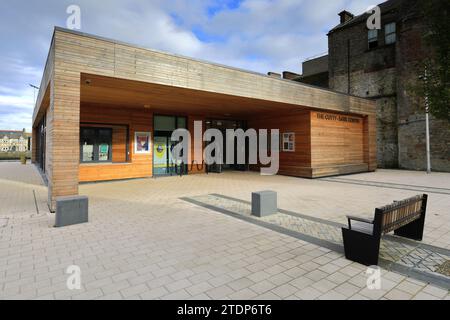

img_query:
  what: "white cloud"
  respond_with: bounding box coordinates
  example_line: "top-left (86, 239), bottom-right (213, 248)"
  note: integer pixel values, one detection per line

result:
top-left (0, 0), bottom-right (379, 131)
top-left (0, 95), bottom-right (34, 109)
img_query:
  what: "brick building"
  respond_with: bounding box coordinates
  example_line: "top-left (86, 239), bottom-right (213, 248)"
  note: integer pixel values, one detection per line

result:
top-left (327, 0), bottom-right (449, 171)
top-left (296, 0), bottom-right (449, 171)
top-left (0, 129), bottom-right (31, 153)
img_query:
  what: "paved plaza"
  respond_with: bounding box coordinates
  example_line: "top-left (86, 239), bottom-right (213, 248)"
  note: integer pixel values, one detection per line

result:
top-left (0, 162), bottom-right (449, 300)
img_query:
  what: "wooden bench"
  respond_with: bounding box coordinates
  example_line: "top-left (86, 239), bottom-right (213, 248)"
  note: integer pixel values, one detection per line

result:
top-left (342, 194), bottom-right (428, 266)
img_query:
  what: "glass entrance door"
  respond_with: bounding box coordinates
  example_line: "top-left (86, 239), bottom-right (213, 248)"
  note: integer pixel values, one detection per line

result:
top-left (205, 119), bottom-right (248, 173)
top-left (153, 136), bottom-right (169, 176)
top-left (153, 115), bottom-right (188, 177)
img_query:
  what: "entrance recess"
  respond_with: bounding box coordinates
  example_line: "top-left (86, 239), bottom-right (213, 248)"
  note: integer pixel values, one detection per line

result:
top-left (205, 119), bottom-right (248, 173)
top-left (153, 115), bottom-right (188, 177)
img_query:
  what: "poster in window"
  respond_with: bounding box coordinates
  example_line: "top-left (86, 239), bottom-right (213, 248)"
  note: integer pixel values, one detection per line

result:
top-left (82, 144), bottom-right (94, 162)
top-left (99, 144), bottom-right (110, 161)
top-left (135, 132), bottom-right (151, 154)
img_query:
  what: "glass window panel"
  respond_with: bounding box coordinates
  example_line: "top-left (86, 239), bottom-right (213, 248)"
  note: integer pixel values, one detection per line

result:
top-left (80, 127), bottom-right (112, 163)
top-left (282, 133), bottom-right (295, 152)
top-left (385, 23), bottom-right (396, 44)
top-left (98, 143), bottom-right (110, 161)
top-left (368, 29), bottom-right (378, 41)
top-left (368, 29), bottom-right (378, 48)
top-left (154, 116), bottom-right (176, 131)
top-left (385, 22), bottom-right (396, 34)
top-left (386, 33), bottom-right (396, 44)
top-left (81, 128), bottom-right (95, 162)
top-left (97, 129), bottom-right (112, 162)
top-left (177, 117), bottom-right (187, 129)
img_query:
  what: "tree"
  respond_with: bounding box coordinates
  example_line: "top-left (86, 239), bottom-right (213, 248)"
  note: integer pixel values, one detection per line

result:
top-left (419, 0), bottom-right (450, 121)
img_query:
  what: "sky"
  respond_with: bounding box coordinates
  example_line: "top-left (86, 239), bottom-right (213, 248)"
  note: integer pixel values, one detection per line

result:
top-left (0, 0), bottom-right (377, 131)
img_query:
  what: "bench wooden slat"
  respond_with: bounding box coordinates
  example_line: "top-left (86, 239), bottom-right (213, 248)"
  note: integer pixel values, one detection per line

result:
top-left (342, 194), bottom-right (428, 266)
top-left (379, 196), bottom-right (423, 234)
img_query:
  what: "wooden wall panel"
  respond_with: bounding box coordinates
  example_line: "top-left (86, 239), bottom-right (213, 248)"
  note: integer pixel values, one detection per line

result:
top-left (249, 110), bottom-right (372, 178)
top-left (112, 127), bottom-right (127, 163)
top-left (309, 111), bottom-right (369, 177)
top-left (248, 111), bottom-right (312, 176)
top-left (47, 70), bottom-right (81, 211)
top-left (364, 115), bottom-right (377, 171)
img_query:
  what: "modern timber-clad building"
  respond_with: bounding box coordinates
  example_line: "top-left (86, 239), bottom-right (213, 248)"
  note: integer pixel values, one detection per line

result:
top-left (32, 28), bottom-right (377, 211)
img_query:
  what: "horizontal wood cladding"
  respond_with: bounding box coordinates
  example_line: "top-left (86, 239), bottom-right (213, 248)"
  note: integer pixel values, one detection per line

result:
top-left (364, 115), bottom-right (377, 171)
top-left (31, 28), bottom-right (378, 209)
top-left (249, 110), bottom-right (373, 178)
top-left (79, 103), bottom-right (152, 182)
top-left (79, 73), bottom-right (304, 118)
top-left (311, 164), bottom-right (369, 178)
top-left (79, 108), bottom-right (208, 181)
top-left (248, 111), bottom-right (312, 174)
top-left (47, 70), bottom-right (81, 211)
top-left (112, 127), bottom-right (127, 163)
top-left (310, 111), bottom-right (365, 167)
top-left (80, 163), bottom-right (151, 182)
top-left (53, 28), bottom-right (376, 117)
top-left (33, 38), bottom-right (55, 125)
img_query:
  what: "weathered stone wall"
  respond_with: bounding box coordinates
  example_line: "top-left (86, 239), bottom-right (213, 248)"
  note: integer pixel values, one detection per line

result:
top-left (328, 23), bottom-right (399, 168)
top-left (303, 55), bottom-right (328, 77)
top-left (396, 8), bottom-right (450, 172)
top-left (328, 1), bottom-right (450, 172)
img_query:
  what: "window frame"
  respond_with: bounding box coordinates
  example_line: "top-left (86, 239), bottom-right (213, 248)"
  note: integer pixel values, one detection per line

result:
top-left (80, 127), bottom-right (113, 164)
top-left (384, 22), bottom-right (396, 45)
top-left (282, 132), bottom-right (295, 152)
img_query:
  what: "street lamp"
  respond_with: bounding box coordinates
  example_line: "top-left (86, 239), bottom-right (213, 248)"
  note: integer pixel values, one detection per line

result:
top-left (419, 68), bottom-right (431, 174)
top-left (29, 84), bottom-right (39, 104)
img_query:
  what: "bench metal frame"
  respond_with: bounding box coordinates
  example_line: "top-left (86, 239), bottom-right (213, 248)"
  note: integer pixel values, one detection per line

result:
top-left (342, 194), bottom-right (428, 266)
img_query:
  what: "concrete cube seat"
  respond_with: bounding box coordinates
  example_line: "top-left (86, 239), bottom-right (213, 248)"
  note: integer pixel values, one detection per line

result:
top-left (55, 195), bottom-right (89, 228)
top-left (252, 191), bottom-right (277, 217)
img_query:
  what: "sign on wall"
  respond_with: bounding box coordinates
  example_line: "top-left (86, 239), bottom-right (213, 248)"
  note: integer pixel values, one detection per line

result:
top-left (135, 132), bottom-right (151, 154)
top-left (316, 113), bottom-right (361, 124)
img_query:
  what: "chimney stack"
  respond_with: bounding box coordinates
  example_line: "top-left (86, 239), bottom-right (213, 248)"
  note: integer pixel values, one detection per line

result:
top-left (267, 72), bottom-right (281, 79)
top-left (338, 10), bottom-right (354, 24)
top-left (282, 71), bottom-right (301, 80)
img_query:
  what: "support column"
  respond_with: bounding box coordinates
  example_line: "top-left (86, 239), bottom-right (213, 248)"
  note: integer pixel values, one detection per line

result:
top-left (47, 72), bottom-right (80, 212)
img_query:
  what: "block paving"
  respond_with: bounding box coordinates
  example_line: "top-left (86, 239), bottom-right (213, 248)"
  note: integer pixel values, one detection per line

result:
top-left (0, 162), bottom-right (449, 300)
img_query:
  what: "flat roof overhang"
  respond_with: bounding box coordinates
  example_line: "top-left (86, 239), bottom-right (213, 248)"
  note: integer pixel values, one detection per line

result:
top-left (32, 27), bottom-right (376, 126)
top-left (31, 28), bottom-right (378, 211)
top-left (80, 73), bottom-right (367, 119)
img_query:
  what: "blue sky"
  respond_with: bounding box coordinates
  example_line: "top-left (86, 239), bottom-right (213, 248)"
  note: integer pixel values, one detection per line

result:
top-left (0, 0), bottom-right (376, 131)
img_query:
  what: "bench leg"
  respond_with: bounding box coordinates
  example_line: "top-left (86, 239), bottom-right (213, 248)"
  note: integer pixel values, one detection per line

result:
top-left (342, 228), bottom-right (381, 266)
top-left (394, 217), bottom-right (425, 241)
